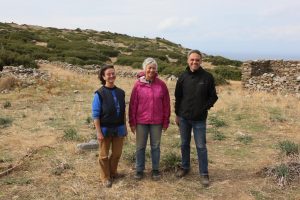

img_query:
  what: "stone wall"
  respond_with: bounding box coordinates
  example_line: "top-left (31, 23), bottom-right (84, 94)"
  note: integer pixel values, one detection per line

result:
top-left (242, 60), bottom-right (300, 95)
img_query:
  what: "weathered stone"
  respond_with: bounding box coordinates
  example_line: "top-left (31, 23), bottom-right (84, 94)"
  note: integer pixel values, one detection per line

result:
top-left (242, 60), bottom-right (300, 95)
top-left (77, 139), bottom-right (99, 150)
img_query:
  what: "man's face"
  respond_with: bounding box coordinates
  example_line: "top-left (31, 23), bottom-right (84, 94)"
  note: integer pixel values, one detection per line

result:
top-left (188, 53), bottom-right (202, 72)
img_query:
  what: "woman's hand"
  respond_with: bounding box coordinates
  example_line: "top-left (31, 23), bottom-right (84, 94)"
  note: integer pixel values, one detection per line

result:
top-left (130, 126), bottom-right (136, 134)
top-left (97, 132), bottom-right (104, 142)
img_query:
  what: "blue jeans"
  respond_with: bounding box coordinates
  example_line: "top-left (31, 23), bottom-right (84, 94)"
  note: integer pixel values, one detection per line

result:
top-left (136, 124), bottom-right (162, 172)
top-left (179, 117), bottom-right (208, 176)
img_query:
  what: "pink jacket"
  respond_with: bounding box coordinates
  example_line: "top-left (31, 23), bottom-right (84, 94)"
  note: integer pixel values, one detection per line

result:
top-left (129, 73), bottom-right (170, 129)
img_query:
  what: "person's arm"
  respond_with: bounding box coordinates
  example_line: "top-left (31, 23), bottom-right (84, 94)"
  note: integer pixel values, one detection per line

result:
top-left (128, 83), bottom-right (138, 134)
top-left (174, 75), bottom-right (183, 126)
top-left (92, 92), bottom-right (104, 142)
top-left (162, 82), bottom-right (171, 131)
top-left (205, 75), bottom-right (218, 110)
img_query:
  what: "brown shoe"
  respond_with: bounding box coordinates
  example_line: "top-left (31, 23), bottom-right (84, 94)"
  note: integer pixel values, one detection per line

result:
top-left (103, 180), bottom-right (112, 188)
top-left (200, 175), bottom-right (209, 187)
top-left (111, 173), bottom-right (125, 180)
top-left (176, 168), bottom-right (189, 178)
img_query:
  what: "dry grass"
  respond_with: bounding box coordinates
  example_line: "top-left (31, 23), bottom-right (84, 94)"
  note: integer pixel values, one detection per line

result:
top-left (0, 76), bottom-right (20, 91)
top-left (0, 64), bottom-right (299, 200)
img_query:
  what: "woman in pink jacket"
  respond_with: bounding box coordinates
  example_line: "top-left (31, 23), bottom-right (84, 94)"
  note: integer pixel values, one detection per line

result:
top-left (129, 57), bottom-right (170, 181)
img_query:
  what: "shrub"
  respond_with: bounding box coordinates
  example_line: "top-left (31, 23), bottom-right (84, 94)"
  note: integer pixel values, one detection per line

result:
top-left (0, 117), bottom-right (13, 128)
top-left (122, 142), bottom-right (136, 164)
top-left (63, 128), bottom-right (80, 141)
top-left (203, 55), bottom-right (242, 67)
top-left (214, 66), bottom-right (241, 80)
top-left (86, 116), bottom-right (92, 124)
top-left (208, 115), bottom-right (226, 127)
top-left (278, 140), bottom-right (299, 156)
top-left (161, 152), bottom-right (181, 171)
top-left (3, 101), bottom-right (11, 108)
top-left (269, 107), bottom-right (286, 122)
top-left (236, 135), bottom-right (253, 145)
top-left (212, 130), bottom-right (226, 141)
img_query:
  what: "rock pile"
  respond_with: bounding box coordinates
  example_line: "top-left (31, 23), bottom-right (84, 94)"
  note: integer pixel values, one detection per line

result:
top-left (242, 60), bottom-right (300, 95)
top-left (0, 65), bottom-right (51, 93)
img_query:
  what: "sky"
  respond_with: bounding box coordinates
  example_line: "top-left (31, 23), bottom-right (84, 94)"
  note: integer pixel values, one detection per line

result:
top-left (1, 0), bottom-right (299, 61)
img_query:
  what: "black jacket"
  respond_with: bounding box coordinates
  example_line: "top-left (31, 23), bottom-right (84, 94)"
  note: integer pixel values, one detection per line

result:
top-left (175, 66), bottom-right (218, 121)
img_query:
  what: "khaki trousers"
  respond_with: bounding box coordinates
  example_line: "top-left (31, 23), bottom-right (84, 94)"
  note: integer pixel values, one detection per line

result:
top-left (98, 136), bottom-right (124, 182)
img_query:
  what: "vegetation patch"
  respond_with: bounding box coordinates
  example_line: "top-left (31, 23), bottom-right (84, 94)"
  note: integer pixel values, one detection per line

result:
top-left (277, 140), bottom-right (299, 156)
top-left (0, 117), bottom-right (13, 128)
top-left (161, 151), bottom-right (181, 171)
top-left (3, 101), bottom-right (11, 108)
top-left (260, 162), bottom-right (300, 187)
top-left (236, 134), bottom-right (253, 145)
top-left (268, 107), bottom-right (286, 122)
top-left (208, 115), bottom-right (227, 127)
top-left (63, 128), bottom-right (80, 141)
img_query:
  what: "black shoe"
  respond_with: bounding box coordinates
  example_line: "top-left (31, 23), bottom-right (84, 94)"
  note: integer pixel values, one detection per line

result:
top-left (200, 175), bottom-right (209, 187)
top-left (134, 171), bottom-right (144, 180)
top-left (151, 170), bottom-right (161, 181)
top-left (176, 168), bottom-right (189, 178)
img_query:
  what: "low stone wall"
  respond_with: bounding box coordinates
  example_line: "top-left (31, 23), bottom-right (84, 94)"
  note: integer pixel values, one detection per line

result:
top-left (242, 60), bottom-right (300, 95)
top-left (0, 65), bottom-right (51, 93)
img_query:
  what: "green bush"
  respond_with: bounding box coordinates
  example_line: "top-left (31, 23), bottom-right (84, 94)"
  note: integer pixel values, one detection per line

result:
top-left (203, 55), bottom-right (242, 67)
top-left (161, 152), bottom-right (181, 171)
top-left (208, 115), bottom-right (226, 127)
top-left (0, 117), bottom-right (13, 128)
top-left (236, 135), bottom-right (253, 145)
top-left (214, 66), bottom-right (241, 80)
top-left (63, 128), bottom-right (80, 141)
top-left (275, 164), bottom-right (290, 179)
top-left (212, 130), bottom-right (226, 141)
top-left (3, 101), bottom-right (11, 108)
top-left (115, 55), bottom-right (144, 67)
top-left (269, 108), bottom-right (286, 122)
top-left (122, 142), bottom-right (136, 164)
top-left (278, 140), bottom-right (299, 156)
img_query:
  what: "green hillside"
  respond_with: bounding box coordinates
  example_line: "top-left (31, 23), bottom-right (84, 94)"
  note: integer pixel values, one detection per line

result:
top-left (0, 22), bottom-right (242, 83)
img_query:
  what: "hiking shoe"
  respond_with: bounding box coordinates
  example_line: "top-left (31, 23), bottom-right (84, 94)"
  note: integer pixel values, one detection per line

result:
top-left (200, 175), bottom-right (209, 187)
top-left (151, 170), bottom-right (161, 181)
top-left (176, 168), bottom-right (189, 178)
top-left (134, 171), bottom-right (144, 180)
top-left (103, 180), bottom-right (112, 188)
top-left (111, 173), bottom-right (125, 180)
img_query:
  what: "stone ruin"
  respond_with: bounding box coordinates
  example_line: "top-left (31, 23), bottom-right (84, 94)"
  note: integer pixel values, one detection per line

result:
top-left (0, 65), bottom-right (51, 93)
top-left (242, 60), bottom-right (300, 96)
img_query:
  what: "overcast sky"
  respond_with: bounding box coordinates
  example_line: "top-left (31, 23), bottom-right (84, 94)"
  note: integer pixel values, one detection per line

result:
top-left (1, 0), bottom-right (299, 60)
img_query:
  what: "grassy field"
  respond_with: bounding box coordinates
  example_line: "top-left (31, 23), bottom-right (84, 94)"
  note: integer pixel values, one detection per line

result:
top-left (0, 64), bottom-right (299, 200)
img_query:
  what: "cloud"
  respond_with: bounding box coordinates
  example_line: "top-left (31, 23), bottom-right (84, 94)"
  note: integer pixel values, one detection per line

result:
top-left (157, 17), bottom-right (198, 31)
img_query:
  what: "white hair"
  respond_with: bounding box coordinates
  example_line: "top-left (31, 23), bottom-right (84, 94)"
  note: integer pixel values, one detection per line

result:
top-left (142, 57), bottom-right (158, 71)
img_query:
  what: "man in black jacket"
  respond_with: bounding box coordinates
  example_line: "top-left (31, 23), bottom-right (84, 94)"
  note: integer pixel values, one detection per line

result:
top-left (174, 49), bottom-right (218, 187)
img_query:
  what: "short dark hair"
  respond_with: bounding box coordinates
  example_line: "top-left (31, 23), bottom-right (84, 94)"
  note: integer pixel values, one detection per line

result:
top-left (187, 49), bottom-right (202, 58)
top-left (98, 64), bottom-right (114, 85)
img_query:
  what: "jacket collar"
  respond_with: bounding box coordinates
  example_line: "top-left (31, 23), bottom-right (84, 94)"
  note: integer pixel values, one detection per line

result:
top-left (186, 66), bottom-right (204, 74)
top-left (137, 71), bottom-right (158, 84)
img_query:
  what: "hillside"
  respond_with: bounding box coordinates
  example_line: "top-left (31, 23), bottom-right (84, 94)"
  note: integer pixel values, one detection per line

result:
top-left (0, 22), bottom-right (242, 80)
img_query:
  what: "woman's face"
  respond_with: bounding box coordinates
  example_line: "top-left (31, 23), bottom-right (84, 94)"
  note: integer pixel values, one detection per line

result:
top-left (145, 64), bottom-right (157, 80)
top-left (103, 68), bottom-right (116, 85)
